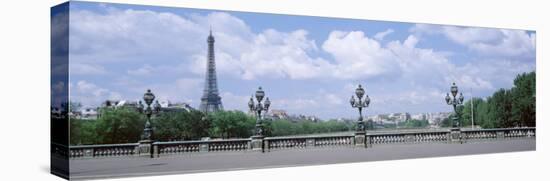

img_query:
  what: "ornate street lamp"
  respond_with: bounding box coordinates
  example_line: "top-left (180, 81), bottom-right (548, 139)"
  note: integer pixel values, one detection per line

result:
top-left (445, 82), bottom-right (464, 128)
top-left (350, 84), bottom-right (370, 133)
top-left (248, 87), bottom-right (270, 137)
top-left (141, 89), bottom-right (156, 141)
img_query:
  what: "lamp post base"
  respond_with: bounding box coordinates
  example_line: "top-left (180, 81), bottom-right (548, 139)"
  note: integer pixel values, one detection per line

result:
top-left (354, 131), bottom-right (366, 148)
top-left (250, 135), bottom-right (264, 152)
top-left (449, 128), bottom-right (462, 144)
top-left (138, 140), bottom-right (153, 157)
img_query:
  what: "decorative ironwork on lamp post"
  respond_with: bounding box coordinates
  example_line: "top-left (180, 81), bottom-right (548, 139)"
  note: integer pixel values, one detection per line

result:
top-left (138, 89), bottom-right (159, 141)
top-left (445, 82), bottom-right (464, 128)
top-left (248, 87), bottom-right (271, 137)
top-left (350, 84), bottom-right (370, 133)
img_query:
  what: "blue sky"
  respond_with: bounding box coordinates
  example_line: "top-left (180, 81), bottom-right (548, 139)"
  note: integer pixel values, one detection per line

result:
top-left (62, 1), bottom-right (536, 119)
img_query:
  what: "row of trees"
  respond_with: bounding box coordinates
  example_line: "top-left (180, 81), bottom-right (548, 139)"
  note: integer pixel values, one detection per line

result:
top-left (268, 119), bottom-right (352, 136)
top-left (70, 108), bottom-right (146, 145)
top-left (444, 71), bottom-right (535, 128)
top-left (70, 109), bottom-right (353, 145)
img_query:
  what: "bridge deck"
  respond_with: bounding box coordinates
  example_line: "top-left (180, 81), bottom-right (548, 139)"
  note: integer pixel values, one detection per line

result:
top-left (69, 139), bottom-right (535, 180)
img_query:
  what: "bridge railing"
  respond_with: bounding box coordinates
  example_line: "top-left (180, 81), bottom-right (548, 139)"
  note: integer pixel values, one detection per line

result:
top-left (67, 127), bottom-right (535, 159)
top-left (264, 135), bottom-right (354, 151)
top-left (368, 130), bottom-right (449, 145)
top-left (462, 127), bottom-right (536, 142)
top-left (152, 138), bottom-right (251, 157)
top-left (70, 143), bottom-right (139, 159)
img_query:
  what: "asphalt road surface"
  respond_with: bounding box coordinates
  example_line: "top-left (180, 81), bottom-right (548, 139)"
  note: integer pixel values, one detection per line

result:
top-left (69, 139), bottom-right (535, 180)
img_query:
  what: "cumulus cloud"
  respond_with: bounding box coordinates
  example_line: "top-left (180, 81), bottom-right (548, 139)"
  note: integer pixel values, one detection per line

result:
top-left (127, 64), bottom-right (154, 76)
top-left (71, 80), bottom-right (122, 106)
top-left (189, 28), bottom-right (332, 80)
top-left (322, 31), bottom-right (401, 79)
top-left (71, 63), bottom-right (107, 75)
top-left (237, 29), bottom-right (329, 80)
top-left (220, 92), bottom-right (250, 111)
top-left (374, 29), bottom-right (394, 41)
top-left (411, 24), bottom-right (535, 58)
top-left (69, 8), bottom-right (205, 63)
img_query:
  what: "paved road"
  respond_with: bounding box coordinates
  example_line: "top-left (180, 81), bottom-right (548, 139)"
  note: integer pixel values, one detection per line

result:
top-left (69, 139), bottom-right (535, 180)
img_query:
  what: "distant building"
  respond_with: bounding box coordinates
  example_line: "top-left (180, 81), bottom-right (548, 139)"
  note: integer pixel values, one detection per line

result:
top-left (158, 101), bottom-right (195, 112)
top-left (426, 112), bottom-right (452, 125)
top-left (411, 113), bottom-right (426, 120)
top-left (80, 107), bottom-right (98, 120)
top-left (268, 110), bottom-right (321, 122)
top-left (399, 112), bottom-right (411, 122)
top-left (96, 99), bottom-right (195, 119)
top-left (101, 100), bottom-right (141, 112)
top-left (289, 114), bottom-right (321, 122)
top-left (270, 109), bottom-right (289, 119)
top-left (366, 112), bottom-right (450, 126)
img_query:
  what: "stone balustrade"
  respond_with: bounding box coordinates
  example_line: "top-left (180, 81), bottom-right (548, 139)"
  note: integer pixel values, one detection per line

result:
top-left (69, 143), bottom-right (139, 159)
top-left (67, 127), bottom-right (535, 159)
top-left (369, 131), bottom-right (449, 145)
top-left (462, 127), bottom-right (536, 142)
top-left (152, 138), bottom-right (250, 157)
top-left (264, 135), bottom-right (354, 151)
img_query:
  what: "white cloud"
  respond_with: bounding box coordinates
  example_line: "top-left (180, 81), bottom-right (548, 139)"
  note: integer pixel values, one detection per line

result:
top-left (138, 78), bottom-right (204, 104)
top-left (322, 31), bottom-right (401, 79)
top-left (71, 80), bottom-right (122, 106)
top-left (175, 78), bottom-right (203, 92)
top-left (325, 93), bottom-right (344, 105)
top-left (220, 92), bottom-right (250, 111)
top-left (469, 30), bottom-right (535, 58)
top-left (374, 29), bottom-right (394, 41)
top-left (191, 28), bottom-right (330, 80)
top-left (273, 98), bottom-right (319, 111)
top-left (387, 35), bottom-right (454, 86)
top-left (69, 8), bottom-right (209, 65)
top-left (127, 64), bottom-right (154, 76)
top-left (411, 24), bottom-right (535, 58)
top-left (71, 63), bottom-right (107, 75)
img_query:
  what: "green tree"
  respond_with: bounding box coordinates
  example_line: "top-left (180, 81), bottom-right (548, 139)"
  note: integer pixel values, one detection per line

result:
top-left (490, 89), bottom-right (514, 127)
top-left (94, 108), bottom-right (145, 144)
top-left (270, 119), bottom-right (295, 136)
top-left (208, 110), bottom-right (255, 138)
top-left (476, 100), bottom-right (495, 128)
top-left (510, 72), bottom-right (536, 127)
top-left (153, 110), bottom-right (210, 141)
top-left (268, 119), bottom-right (351, 136)
top-left (460, 98), bottom-right (485, 128)
top-left (70, 119), bottom-right (98, 145)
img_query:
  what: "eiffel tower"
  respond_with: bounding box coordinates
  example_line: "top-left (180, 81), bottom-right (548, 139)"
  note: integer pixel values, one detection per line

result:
top-left (199, 29), bottom-right (223, 113)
